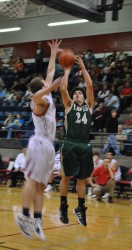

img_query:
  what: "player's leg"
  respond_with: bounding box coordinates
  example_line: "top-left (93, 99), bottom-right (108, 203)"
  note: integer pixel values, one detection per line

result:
top-left (73, 143), bottom-right (94, 226)
top-left (15, 179), bottom-right (33, 238)
top-left (59, 176), bottom-right (70, 224)
top-left (32, 181), bottom-right (46, 241)
top-left (74, 179), bottom-right (87, 227)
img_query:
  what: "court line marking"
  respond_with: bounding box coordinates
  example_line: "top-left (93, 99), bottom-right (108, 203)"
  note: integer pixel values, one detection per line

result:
top-left (31, 227), bottom-right (132, 249)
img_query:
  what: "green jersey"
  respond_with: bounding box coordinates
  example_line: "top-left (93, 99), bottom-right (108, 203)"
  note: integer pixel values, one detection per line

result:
top-left (65, 102), bottom-right (92, 142)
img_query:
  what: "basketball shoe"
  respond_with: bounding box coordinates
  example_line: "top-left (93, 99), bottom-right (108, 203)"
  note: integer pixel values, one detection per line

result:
top-left (73, 206), bottom-right (87, 227)
top-left (44, 184), bottom-right (53, 193)
top-left (32, 218), bottom-right (46, 241)
top-left (16, 214), bottom-right (32, 238)
top-left (60, 205), bottom-right (69, 224)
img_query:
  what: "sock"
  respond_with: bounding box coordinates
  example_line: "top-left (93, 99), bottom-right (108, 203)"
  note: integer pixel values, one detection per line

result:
top-left (78, 198), bottom-right (85, 208)
top-left (22, 208), bottom-right (30, 217)
top-left (60, 196), bottom-right (67, 207)
top-left (34, 212), bottom-right (42, 219)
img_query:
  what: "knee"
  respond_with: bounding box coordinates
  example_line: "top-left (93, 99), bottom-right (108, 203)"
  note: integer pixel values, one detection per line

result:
top-left (62, 176), bottom-right (70, 184)
top-left (76, 179), bottom-right (85, 189)
top-left (93, 186), bottom-right (101, 194)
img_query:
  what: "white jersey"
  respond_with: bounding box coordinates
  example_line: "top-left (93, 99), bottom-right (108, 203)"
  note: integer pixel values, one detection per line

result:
top-left (31, 94), bottom-right (56, 141)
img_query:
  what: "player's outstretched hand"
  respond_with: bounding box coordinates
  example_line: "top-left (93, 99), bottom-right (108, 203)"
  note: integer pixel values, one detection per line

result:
top-left (75, 56), bottom-right (85, 70)
top-left (47, 39), bottom-right (62, 54)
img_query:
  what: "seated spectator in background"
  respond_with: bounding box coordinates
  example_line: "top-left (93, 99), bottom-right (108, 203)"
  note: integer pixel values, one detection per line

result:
top-left (93, 151), bottom-right (104, 169)
top-left (4, 89), bottom-right (16, 102)
top-left (3, 113), bottom-right (14, 127)
top-left (87, 152), bottom-right (103, 197)
top-left (104, 91), bottom-right (120, 114)
top-left (2, 113), bottom-right (24, 140)
top-left (102, 109), bottom-right (122, 156)
top-left (115, 125), bottom-right (127, 152)
top-left (0, 58), bottom-right (4, 71)
top-left (8, 148), bottom-right (26, 187)
top-left (97, 81), bottom-right (109, 102)
top-left (78, 76), bottom-right (86, 89)
top-left (15, 56), bottom-right (24, 74)
top-left (124, 113), bottom-right (132, 135)
top-left (0, 85), bottom-right (6, 100)
top-left (20, 87), bottom-right (33, 107)
top-left (44, 144), bottom-right (61, 192)
top-left (116, 51), bottom-right (125, 62)
top-left (0, 154), bottom-right (5, 169)
top-left (106, 152), bottom-right (120, 181)
top-left (119, 82), bottom-right (132, 110)
top-left (91, 158), bottom-right (116, 203)
top-left (97, 66), bottom-right (113, 84)
top-left (92, 102), bottom-right (106, 132)
top-left (85, 49), bottom-right (96, 66)
top-left (102, 151), bottom-right (121, 199)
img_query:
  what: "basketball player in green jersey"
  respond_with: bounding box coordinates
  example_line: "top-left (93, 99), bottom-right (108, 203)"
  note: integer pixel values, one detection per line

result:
top-left (59, 56), bottom-right (94, 227)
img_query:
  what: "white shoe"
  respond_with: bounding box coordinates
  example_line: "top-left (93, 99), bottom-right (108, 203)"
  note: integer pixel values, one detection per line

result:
top-left (102, 193), bottom-right (109, 199)
top-left (32, 218), bottom-right (46, 241)
top-left (91, 194), bottom-right (96, 198)
top-left (44, 184), bottom-right (53, 193)
top-left (87, 187), bottom-right (93, 196)
top-left (16, 214), bottom-right (32, 238)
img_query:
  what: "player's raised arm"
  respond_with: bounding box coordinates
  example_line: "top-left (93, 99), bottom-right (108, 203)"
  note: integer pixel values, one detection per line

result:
top-left (45, 39), bottom-right (62, 86)
top-left (76, 56), bottom-right (94, 109)
top-left (31, 76), bottom-right (62, 105)
top-left (60, 68), bottom-right (73, 109)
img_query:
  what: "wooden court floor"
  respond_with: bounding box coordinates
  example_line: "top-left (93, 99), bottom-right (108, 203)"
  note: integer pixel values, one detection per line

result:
top-left (0, 186), bottom-right (131, 250)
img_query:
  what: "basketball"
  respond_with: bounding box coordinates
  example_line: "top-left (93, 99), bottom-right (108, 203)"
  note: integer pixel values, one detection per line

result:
top-left (58, 49), bottom-right (75, 68)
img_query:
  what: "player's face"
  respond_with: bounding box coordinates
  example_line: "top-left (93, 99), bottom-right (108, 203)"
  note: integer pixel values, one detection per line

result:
top-left (73, 90), bottom-right (84, 104)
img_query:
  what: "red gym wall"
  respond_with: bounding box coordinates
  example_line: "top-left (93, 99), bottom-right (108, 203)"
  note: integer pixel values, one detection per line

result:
top-left (0, 32), bottom-right (132, 59)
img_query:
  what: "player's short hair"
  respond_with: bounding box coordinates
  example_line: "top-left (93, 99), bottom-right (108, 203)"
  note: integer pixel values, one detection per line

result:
top-left (70, 87), bottom-right (86, 99)
top-left (29, 77), bottom-right (44, 94)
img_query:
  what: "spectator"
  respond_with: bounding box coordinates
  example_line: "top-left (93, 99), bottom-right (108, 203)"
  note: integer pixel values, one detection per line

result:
top-left (97, 66), bottom-right (113, 84)
top-left (105, 151), bottom-right (120, 181)
top-left (91, 158), bottom-right (116, 203)
top-left (8, 148), bottom-right (26, 187)
top-left (85, 49), bottom-right (96, 66)
top-left (15, 56), bottom-right (24, 76)
top-left (119, 82), bottom-right (132, 110)
top-left (87, 152), bottom-right (103, 197)
top-left (35, 41), bottom-right (44, 73)
top-left (92, 102), bottom-right (106, 132)
top-left (3, 113), bottom-right (14, 127)
top-left (0, 86), bottom-right (6, 100)
top-left (104, 91), bottom-right (120, 113)
top-left (97, 81), bottom-right (110, 102)
top-left (124, 113), bottom-right (132, 141)
top-left (101, 151), bottom-right (121, 199)
top-left (0, 154), bottom-right (5, 169)
top-left (115, 125), bottom-right (127, 152)
top-left (2, 113), bottom-right (24, 140)
top-left (44, 144), bottom-right (61, 192)
top-left (102, 109), bottom-right (122, 156)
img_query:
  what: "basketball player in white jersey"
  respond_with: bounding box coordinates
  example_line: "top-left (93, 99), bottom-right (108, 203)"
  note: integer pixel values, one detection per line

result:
top-left (16, 39), bottom-right (62, 240)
